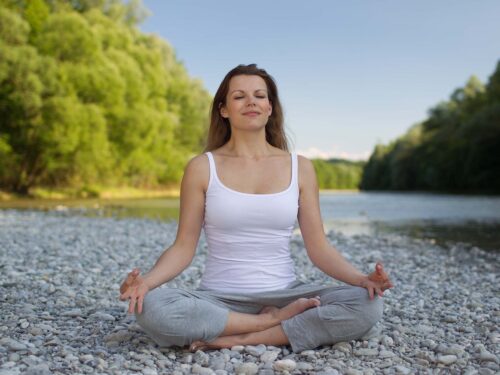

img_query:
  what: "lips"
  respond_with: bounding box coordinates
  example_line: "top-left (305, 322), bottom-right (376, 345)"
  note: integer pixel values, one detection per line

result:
top-left (243, 111), bottom-right (260, 116)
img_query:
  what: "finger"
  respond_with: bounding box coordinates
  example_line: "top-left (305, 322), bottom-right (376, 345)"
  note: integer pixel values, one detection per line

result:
top-left (368, 287), bottom-right (374, 300)
top-left (119, 290), bottom-right (131, 301)
top-left (376, 263), bottom-right (392, 282)
top-left (120, 269), bottom-right (140, 294)
top-left (128, 296), bottom-right (137, 314)
top-left (137, 295), bottom-right (144, 314)
top-left (376, 287), bottom-right (383, 297)
top-left (383, 280), bottom-right (394, 290)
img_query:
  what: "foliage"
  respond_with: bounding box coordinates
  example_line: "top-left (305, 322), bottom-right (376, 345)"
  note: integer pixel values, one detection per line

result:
top-left (361, 66), bottom-right (500, 193)
top-left (0, 0), bottom-right (211, 194)
top-left (312, 158), bottom-right (364, 189)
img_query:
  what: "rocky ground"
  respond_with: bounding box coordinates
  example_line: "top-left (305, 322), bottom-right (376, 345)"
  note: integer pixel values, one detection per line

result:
top-left (0, 209), bottom-right (498, 375)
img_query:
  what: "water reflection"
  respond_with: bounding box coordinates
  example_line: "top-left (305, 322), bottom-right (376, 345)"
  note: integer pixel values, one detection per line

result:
top-left (2, 192), bottom-right (499, 251)
top-left (323, 219), bottom-right (500, 251)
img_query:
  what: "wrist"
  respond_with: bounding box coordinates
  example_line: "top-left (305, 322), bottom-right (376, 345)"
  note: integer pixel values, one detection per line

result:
top-left (142, 274), bottom-right (154, 291)
top-left (357, 274), bottom-right (369, 287)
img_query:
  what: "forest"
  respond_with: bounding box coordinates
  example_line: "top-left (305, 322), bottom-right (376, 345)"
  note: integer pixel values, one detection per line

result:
top-left (0, 0), bottom-right (211, 195)
top-left (361, 62), bottom-right (500, 193)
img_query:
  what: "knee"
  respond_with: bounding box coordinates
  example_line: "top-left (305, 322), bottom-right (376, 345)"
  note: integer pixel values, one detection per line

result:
top-left (319, 286), bottom-right (383, 339)
top-left (345, 286), bottom-right (383, 328)
top-left (135, 288), bottom-right (193, 347)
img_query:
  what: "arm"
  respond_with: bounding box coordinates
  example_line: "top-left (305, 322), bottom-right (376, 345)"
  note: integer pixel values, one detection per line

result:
top-left (297, 156), bottom-right (366, 286)
top-left (141, 154), bottom-right (208, 290)
top-left (120, 154), bottom-right (209, 313)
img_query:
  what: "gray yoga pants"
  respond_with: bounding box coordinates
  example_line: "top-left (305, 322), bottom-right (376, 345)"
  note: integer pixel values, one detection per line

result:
top-left (135, 281), bottom-right (383, 353)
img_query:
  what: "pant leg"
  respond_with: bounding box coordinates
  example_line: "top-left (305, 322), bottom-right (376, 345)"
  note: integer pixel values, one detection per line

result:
top-left (135, 287), bottom-right (230, 347)
top-left (281, 285), bottom-right (383, 353)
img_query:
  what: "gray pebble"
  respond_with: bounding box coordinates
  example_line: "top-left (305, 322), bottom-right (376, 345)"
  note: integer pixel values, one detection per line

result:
top-left (245, 344), bottom-right (266, 357)
top-left (235, 362), bottom-right (259, 375)
top-left (272, 359), bottom-right (296, 372)
top-left (437, 355), bottom-right (458, 365)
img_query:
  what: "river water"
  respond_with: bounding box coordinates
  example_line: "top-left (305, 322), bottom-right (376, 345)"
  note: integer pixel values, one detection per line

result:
top-left (2, 192), bottom-right (499, 250)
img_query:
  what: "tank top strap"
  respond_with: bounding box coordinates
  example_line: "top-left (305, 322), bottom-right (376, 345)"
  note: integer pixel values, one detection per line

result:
top-left (291, 152), bottom-right (298, 188)
top-left (205, 151), bottom-right (215, 188)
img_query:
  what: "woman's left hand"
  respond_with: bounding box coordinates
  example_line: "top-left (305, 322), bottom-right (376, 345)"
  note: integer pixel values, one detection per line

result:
top-left (359, 262), bottom-right (394, 300)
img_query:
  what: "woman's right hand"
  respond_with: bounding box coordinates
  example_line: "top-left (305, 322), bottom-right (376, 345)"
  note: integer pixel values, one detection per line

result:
top-left (119, 268), bottom-right (150, 314)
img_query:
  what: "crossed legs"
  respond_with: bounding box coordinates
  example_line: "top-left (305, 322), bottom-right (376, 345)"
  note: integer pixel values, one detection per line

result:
top-left (136, 285), bottom-right (383, 353)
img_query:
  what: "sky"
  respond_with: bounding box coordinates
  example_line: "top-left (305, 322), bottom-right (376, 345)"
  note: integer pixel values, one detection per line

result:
top-left (140, 1), bottom-right (500, 160)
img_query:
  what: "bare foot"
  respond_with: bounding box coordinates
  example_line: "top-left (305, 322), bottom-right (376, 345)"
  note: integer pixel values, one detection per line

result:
top-left (260, 296), bottom-right (321, 323)
top-left (190, 333), bottom-right (248, 352)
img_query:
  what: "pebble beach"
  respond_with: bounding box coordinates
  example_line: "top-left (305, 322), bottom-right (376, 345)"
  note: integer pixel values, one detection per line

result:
top-left (0, 209), bottom-right (498, 375)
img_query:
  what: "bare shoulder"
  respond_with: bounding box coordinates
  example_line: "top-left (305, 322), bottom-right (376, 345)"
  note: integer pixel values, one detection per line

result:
top-left (183, 153), bottom-right (210, 192)
top-left (297, 155), bottom-right (316, 178)
top-left (297, 154), bottom-right (318, 191)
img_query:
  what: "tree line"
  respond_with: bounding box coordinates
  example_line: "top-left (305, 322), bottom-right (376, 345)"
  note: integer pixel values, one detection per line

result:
top-left (361, 61), bottom-right (500, 193)
top-left (0, 0), bottom-right (211, 194)
top-left (312, 159), bottom-right (364, 190)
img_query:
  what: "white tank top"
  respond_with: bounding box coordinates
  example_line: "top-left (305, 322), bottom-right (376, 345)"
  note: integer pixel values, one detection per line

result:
top-left (199, 151), bottom-right (299, 293)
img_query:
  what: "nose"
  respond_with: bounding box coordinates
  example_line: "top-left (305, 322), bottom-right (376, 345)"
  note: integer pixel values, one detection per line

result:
top-left (245, 96), bottom-right (257, 106)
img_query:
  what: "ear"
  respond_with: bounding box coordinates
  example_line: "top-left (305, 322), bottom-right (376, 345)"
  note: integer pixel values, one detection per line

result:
top-left (268, 101), bottom-right (273, 116)
top-left (219, 103), bottom-right (229, 118)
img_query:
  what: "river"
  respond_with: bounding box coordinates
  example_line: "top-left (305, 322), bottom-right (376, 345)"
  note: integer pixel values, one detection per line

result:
top-left (2, 191), bottom-right (499, 251)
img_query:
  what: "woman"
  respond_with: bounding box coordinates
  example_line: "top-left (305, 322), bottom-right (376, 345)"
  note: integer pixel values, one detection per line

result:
top-left (119, 64), bottom-right (393, 353)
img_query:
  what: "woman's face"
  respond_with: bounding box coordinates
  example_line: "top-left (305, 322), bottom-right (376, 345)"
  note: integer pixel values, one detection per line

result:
top-left (220, 75), bottom-right (272, 130)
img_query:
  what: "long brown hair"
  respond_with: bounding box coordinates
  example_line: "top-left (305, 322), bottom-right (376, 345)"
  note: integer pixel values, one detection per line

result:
top-left (203, 64), bottom-right (290, 152)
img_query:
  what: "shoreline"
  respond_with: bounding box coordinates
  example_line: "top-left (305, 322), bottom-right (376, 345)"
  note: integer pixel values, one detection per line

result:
top-left (0, 210), bottom-right (498, 374)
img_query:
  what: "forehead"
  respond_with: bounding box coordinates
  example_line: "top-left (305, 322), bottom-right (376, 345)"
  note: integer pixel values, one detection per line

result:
top-left (228, 75), bottom-right (268, 92)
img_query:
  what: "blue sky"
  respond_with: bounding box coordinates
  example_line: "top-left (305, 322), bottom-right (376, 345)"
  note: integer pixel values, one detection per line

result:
top-left (140, 1), bottom-right (500, 160)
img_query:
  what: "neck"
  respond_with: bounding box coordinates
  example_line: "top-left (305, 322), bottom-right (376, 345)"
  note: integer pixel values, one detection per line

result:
top-left (223, 129), bottom-right (273, 158)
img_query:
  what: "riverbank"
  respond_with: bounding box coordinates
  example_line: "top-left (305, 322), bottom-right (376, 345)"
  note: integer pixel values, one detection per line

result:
top-left (0, 210), bottom-right (498, 374)
top-left (0, 186), bottom-right (181, 201)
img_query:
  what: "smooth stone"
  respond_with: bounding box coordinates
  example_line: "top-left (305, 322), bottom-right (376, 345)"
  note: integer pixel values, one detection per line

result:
top-left (105, 331), bottom-right (133, 343)
top-left (260, 351), bottom-right (279, 363)
top-left (381, 335), bottom-right (394, 347)
top-left (344, 369), bottom-right (363, 375)
top-left (297, 362), bottom-right (313, 371)
top-left (24, 363), bottom-right (51, 375)
top-left (192, 364), bottom-right (215, 375)
top-left (194, 350), bottom-right (210, 366)
top-left (272, 359), bottom-right (296, 372)
top-left (245, 344), bottom-right (266, 357)
top-left (437, 355), bottom-right (458, 365)
top-left (89, 312), bottom-right (115, 321)
top-left (316, 370), bottom-right (340, 375)
top-left (299, 350), bottom-right (316, 357)
top-left (231, 346), bottom-right (245, 352)
top-left (235, 362), bottom-right (258, 375)
top-left (394, 366), bottom-right (411, 374)
top-left (3, 339), bottom-right (27, 351)
top-left (29, 327), bottom-right (43, 336)
top-left (478, 369), bottom-right (494, 375)
top-left (379, 350), bottom-right (395, 358)
top-left (61, 308), bottom-right (82, 317)
top-left (142, 368), bottom-right (158, 375)
top-left (354, 348), bottom-right (378, 357)
top-left (479, 350), bottom-right (498, 363)
top-left (332, 342), bottom-right (352, 354)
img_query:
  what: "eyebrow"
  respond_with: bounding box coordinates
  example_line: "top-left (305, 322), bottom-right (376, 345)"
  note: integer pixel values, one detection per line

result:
top-left (230, 89), bottom-right (268, 95)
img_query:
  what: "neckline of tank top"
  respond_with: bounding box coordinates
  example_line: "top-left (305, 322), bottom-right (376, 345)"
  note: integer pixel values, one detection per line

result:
top-left (206, 151), bottom-right (296, 197)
